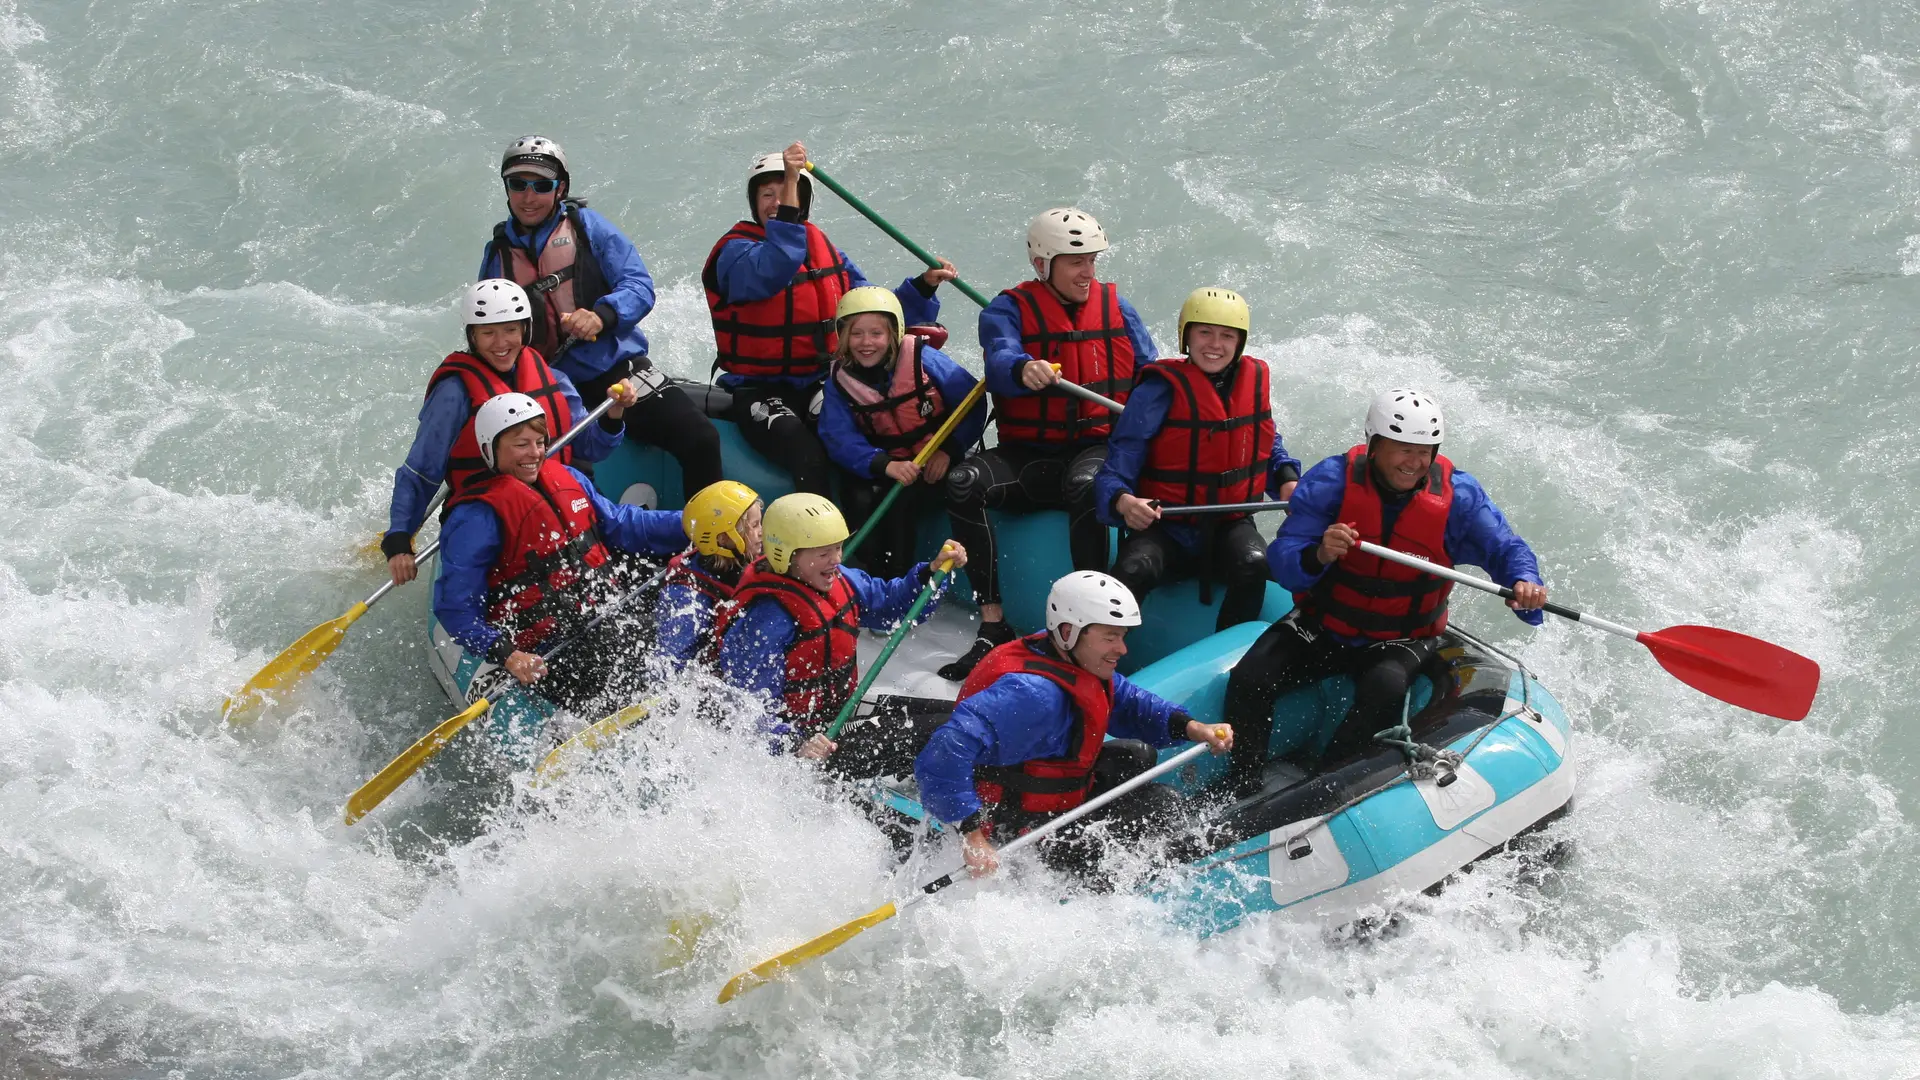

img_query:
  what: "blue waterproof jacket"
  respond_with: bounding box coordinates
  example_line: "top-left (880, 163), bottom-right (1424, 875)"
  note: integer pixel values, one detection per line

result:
top-left (384, 369), bottom-right (622, 543)
top-left (818, 345), bottom-right (986, 478)
top-left (914, 646), bottom-right (1191, 826)
top-left (977, 287), bottom-right (1157, 444)
top-left (1272, 453), bottom-right (1545, 643)
top-left (1092, 369), bottom-right (1303, 551)
top-left (479, 204), bottom-right (656, 384)
top-left (433, 466), bottom-right (686, 658)
top-left (711, 210), bottom-right (940, 391)
top-left (651, 554), bottom-right (735, 671)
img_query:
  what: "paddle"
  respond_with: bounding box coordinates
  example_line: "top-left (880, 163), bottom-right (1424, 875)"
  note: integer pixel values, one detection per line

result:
top-left (822, 558), bottom-right (957, 741)
top-left (717, 738), bottom-right (1217, 1003)
top-left (842, 384), bottom-right (984, 559)
top-left (1052, 377), bottom-right (1126, 416)
top-left (225, 385), bottom-right (629, 721)
top-left (1354, 540), bottom-right (1820, 721)
top-left (530, 698), bottom-right (655, 788)
top-left (805, 162), bottom-right (992, 309)
top-left (1153, 499), bottom-right (1289, 516)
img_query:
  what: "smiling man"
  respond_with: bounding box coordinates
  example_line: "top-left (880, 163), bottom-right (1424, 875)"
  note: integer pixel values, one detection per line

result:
top-left (1220, 389), bottom-right (1548, 793)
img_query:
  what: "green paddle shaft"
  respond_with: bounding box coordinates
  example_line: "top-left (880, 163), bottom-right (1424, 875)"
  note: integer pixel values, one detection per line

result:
top-left (806, 162), bottom-right (991, 309)
top-left (823, 566), bottom-right (952, 740)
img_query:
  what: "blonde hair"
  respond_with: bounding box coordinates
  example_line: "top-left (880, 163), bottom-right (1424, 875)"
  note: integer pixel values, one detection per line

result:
top-left (831, 311), bottom-right (901, 367)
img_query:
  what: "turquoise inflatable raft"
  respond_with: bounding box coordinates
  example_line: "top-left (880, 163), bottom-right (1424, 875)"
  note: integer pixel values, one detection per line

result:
top-left (424, 381), bottom-right (1575, 926)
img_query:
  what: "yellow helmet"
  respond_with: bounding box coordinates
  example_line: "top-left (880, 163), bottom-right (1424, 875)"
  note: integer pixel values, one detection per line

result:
top-left (835, 286), bottom-right (904, 333)
top-left (682, 480), bottom-right (760, 558)
top-left (1177, 287), bottom-right (1251, 356)
top-left (762, 492), bottom-right (850, 574)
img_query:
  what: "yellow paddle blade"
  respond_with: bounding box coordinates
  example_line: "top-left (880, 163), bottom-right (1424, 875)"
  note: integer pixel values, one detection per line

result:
top-left (661, 911), bottom-right (716, 971)
top-left (716, 901), bottom-right (898, 1003)
top-left (222, 602), bottom-right (370, 722)
top-left (530, 700), bottom-right (654, 788)
top-left (343, 697), bottom-right (490, 825)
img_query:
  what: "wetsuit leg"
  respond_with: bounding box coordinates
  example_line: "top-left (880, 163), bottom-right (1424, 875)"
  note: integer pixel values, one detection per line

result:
top-left (1222, 613), bottom-right (1345, 792)
top-left (825, 695), bottom-right (953, 782)
top-left (1212, 518), bottom-right (1274, 631)
top-left (1029, 740), bottom-right (1195, 887)
top-left (725, 382), bottom-right (831, 496)
top-left (943, 444), bottom-right (1036, 606)
top-left (570, 356), bottom-right (631, 411)
top-left (1320, 637), bottom-right (1446, 762)
top-left (1109, 524), bottom-right (1188, 610)
top-left (1063, 443), bottom-right (1112, 573)
top-left (838, 473), bottom-right (894, 575)
top-left (622, 374), bottom-right (725, 495)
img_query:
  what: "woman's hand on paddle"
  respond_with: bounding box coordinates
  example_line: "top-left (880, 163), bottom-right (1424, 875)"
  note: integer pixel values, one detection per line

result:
top-left (1317, 522), bottom-right (1359, 566)
top-left (387, 553), bottom-right (417, 587)
top-left (919, 257), bottom-right (958, 291)
top-left (1508, 581), bottom-right (1548, 611)
top-left (922, 449), bottom-right (951, 484)
top-left (1021, 359), bottom-right (1061, 391)
top-left (933, 539), bottom-right (968, 571)
top-left (1116, 493), bottom-right (1161, 531)
top-left (797, 733), bottom-right (836, 760)
top-left (1186, 720), bottom-right (1234, 754)
top-left (505, 650), bottom-right (547, 685)
top-left (561, 307), bottom-right (603, 342)
top-left (885, 460), bottom-right (922, 485)
top-left (963, 827), bottom-right (999, 877)
top-left (604, 380), bottom-right (638, 421)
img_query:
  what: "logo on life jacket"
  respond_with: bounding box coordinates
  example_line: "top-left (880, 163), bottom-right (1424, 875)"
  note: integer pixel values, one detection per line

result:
top-left (426, 347), bottom-right (575, 499)
top-left (702, 219), bottom-right (852, 381)
top-left (1134, 355), bottom-right (1275, 518)
top-left (829, 335), bottom-right (948, 459)
top-left (991, 279), bottom-right (1134, 445)
top-left (957, 633), bottom-right (1114, 814)
top-left (714, 560), bottom-right (862, 733)
top-left (1296, 445), bottom-right (1457, 641)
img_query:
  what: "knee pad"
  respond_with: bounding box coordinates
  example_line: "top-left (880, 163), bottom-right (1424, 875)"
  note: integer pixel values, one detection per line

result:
top-left (1063, 466), bottom-right (1099, 505)
top-left (945, 459), bottom-right (986, 506)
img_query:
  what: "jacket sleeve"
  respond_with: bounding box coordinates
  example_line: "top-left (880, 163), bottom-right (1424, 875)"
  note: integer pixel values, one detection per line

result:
top-left (818, 377), bottom-right (890, 478)
top-left (432, 502), bottom-right (506, 658)
top-left (924, 348), bottom-right (986, 453)
top-left (838, 248), bottom-right (940, 327)
top-left (978, 293), bottom-right (1034, 397)
top-left (1117, 296), bottom-right (1160, 364)
top-left (913, 674), bottom-right (1078, 824)
top-left (1266, 426), bottom-right (1303, 494)
top-left (843, 563), bottom-right (945, 631)
top-left (1093, 375), bottom-right (1171, 525)
top-left (1267, 455), bottom-right (1349, 593)
top-left (1106, 672), bottom-right (1191, 748)
top-left (711, 219), bottom-right (809, 306)
top-left (651, 579), bottom-right (702, 671)
top-left (477, 233), bottom-right (503, 279)
top-left (553, 369), bottom-right (623, 463)
top-left (577, 208), bottom-right (655, 332)
top-left (575, 467), bottom-right (688, 556)
top-left (1444, 470), bottom-right (1546, 626)
top-left (386, 378), bottom-right (467, 542)
top-left (714, 597), bottom-right (797, 725)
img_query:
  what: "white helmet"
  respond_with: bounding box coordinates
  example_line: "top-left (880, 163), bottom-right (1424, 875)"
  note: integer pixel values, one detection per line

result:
top-left (747, 151), bottom-right (811, 214)
top-left (1045, 571), bottom-right (1141, 653)
top-left (463, 279), bottom-right (531, 327)
top-left (1364, 388), bottom-right (1444, 446)
top-left (501, 136), bottom-right (568, 181)
top-left (1027, 207), bottom-right (1109, 277)
top-left (475, 392), bottom-right (545, 469)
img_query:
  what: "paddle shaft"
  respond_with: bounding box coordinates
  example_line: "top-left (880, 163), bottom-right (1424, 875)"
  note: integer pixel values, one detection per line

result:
top-left (1154, 500), bottom-right (1289, 516)
top-left (806, 162), bottom-right (991, 309)
top-left (1052, 377), bottom-right (1125, 416)
top-left (842, 382), bottom-right (986, 559)
top-left (1354, 540), bottom-right (1636, 640)
top-left (822, 565), bottom-right (952, 740)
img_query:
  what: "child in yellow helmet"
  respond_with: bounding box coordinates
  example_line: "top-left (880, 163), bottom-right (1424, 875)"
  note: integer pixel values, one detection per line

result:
top-left (652, 481), bottom-right (764, 670)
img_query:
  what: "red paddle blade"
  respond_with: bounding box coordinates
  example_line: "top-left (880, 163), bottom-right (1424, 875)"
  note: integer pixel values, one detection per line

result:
top-left (1637, 625), bottom-right (1820, 721)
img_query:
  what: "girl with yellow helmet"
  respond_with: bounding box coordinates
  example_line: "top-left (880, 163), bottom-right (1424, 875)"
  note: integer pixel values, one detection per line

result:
top-left (651, 480), bottom-right (765, 670)
top-left (818, 286), bottom-right (986, 578)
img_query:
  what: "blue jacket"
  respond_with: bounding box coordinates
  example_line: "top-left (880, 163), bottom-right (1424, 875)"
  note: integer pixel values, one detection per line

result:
top-left (1272, 453), bottom-right (1545, 643)
top-left (1092, 365), bottom-right (1303, 551)
top-left (978, 286), bottom-right (1158, 445)
top-left (715, 563), bottom-right (948, 731)
top-left (384, 367), bottom-right (622, 542)
top-left (914, 643), bottom-right (1190, 825)
top-left (433, 466), bottom-right (687, 658)
top-left (651, 555), bottom-right (737, 671)
top-left (711, 211), bottom-right (941, 391)
top-left (818, 344), bottom-right (986, 478)
top-left (478, 204), bottom-right (656, 383)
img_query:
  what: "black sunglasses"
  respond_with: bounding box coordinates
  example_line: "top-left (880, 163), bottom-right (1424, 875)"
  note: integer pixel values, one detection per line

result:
top-left (505, 177), bottom-right (559, 194)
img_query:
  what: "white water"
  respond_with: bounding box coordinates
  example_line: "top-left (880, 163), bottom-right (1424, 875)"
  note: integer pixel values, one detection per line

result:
top-left (4, 0), bottom-right (1919, 1075)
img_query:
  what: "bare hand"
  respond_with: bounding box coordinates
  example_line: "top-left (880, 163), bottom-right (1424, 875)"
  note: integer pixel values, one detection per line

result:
top-left (1277, 480), bottom-right (1298, 504)
top-left (1187, 720), bottom-right (1234, 754)
top-left (561, 307), bottom-right (603, 342)
top-left (933, 538), bottom-right (968, 571)
top-left (1508, 582), bottom-right (1548, 611)
top-left (605, 380), bottom-right (638, 420)
top-left (920, 257), bottom-right (958, 290)
top-left (797, 733), bottom-right (836, 759)
top-left (1317, 522), bottom-right (1359, 566)
top-left (963, 827), bottom-right (999, 877)
top-left (885, 459), bottom-right (921, 485)
top-left (922, 449), bottom-right (951, 484)
top-left (1020, 360), bottom-right (1060, 391)
top-left (1116, 493), bottom-right (1161, 531)
top-left (782, 141), bottom-right (808, 175)
top-left (387, 553), bottom-right (416, 586)
top-left (505, 650), bottom-right (547, 685)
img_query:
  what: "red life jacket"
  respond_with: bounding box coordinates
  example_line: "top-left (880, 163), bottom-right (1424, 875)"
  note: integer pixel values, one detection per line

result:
top-left (702, 219), bottom-right (852, 380)
top-left (660, 549), bottom-right (739, 665)
top-left (715, 561), bottom-right (862, 733)
top-left (994, 279), bottom-right (1135, 444)
top-left (1296, 445), bottom-right (1457, 641)
top-left (426, 348), bottom-right (575, 498)
top-left (956, 633), bottom-right (1114, 814)
top-left (448, 458), bottom-right (613, 653)
top-left (489, 204), bottom-right (608, 361)
top-left (829, 335), bottom-right (946, 460)
top-left (1134, 355), bottom-right (1275, 518)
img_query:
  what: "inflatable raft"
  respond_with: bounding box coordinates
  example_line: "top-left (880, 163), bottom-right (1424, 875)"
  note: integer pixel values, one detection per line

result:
top-left (423, 380), bottom-right (1575, 927)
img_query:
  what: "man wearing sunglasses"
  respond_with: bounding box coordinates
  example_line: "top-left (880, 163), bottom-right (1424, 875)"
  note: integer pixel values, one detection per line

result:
top-left (480, 135), bottom-right (723, 494)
